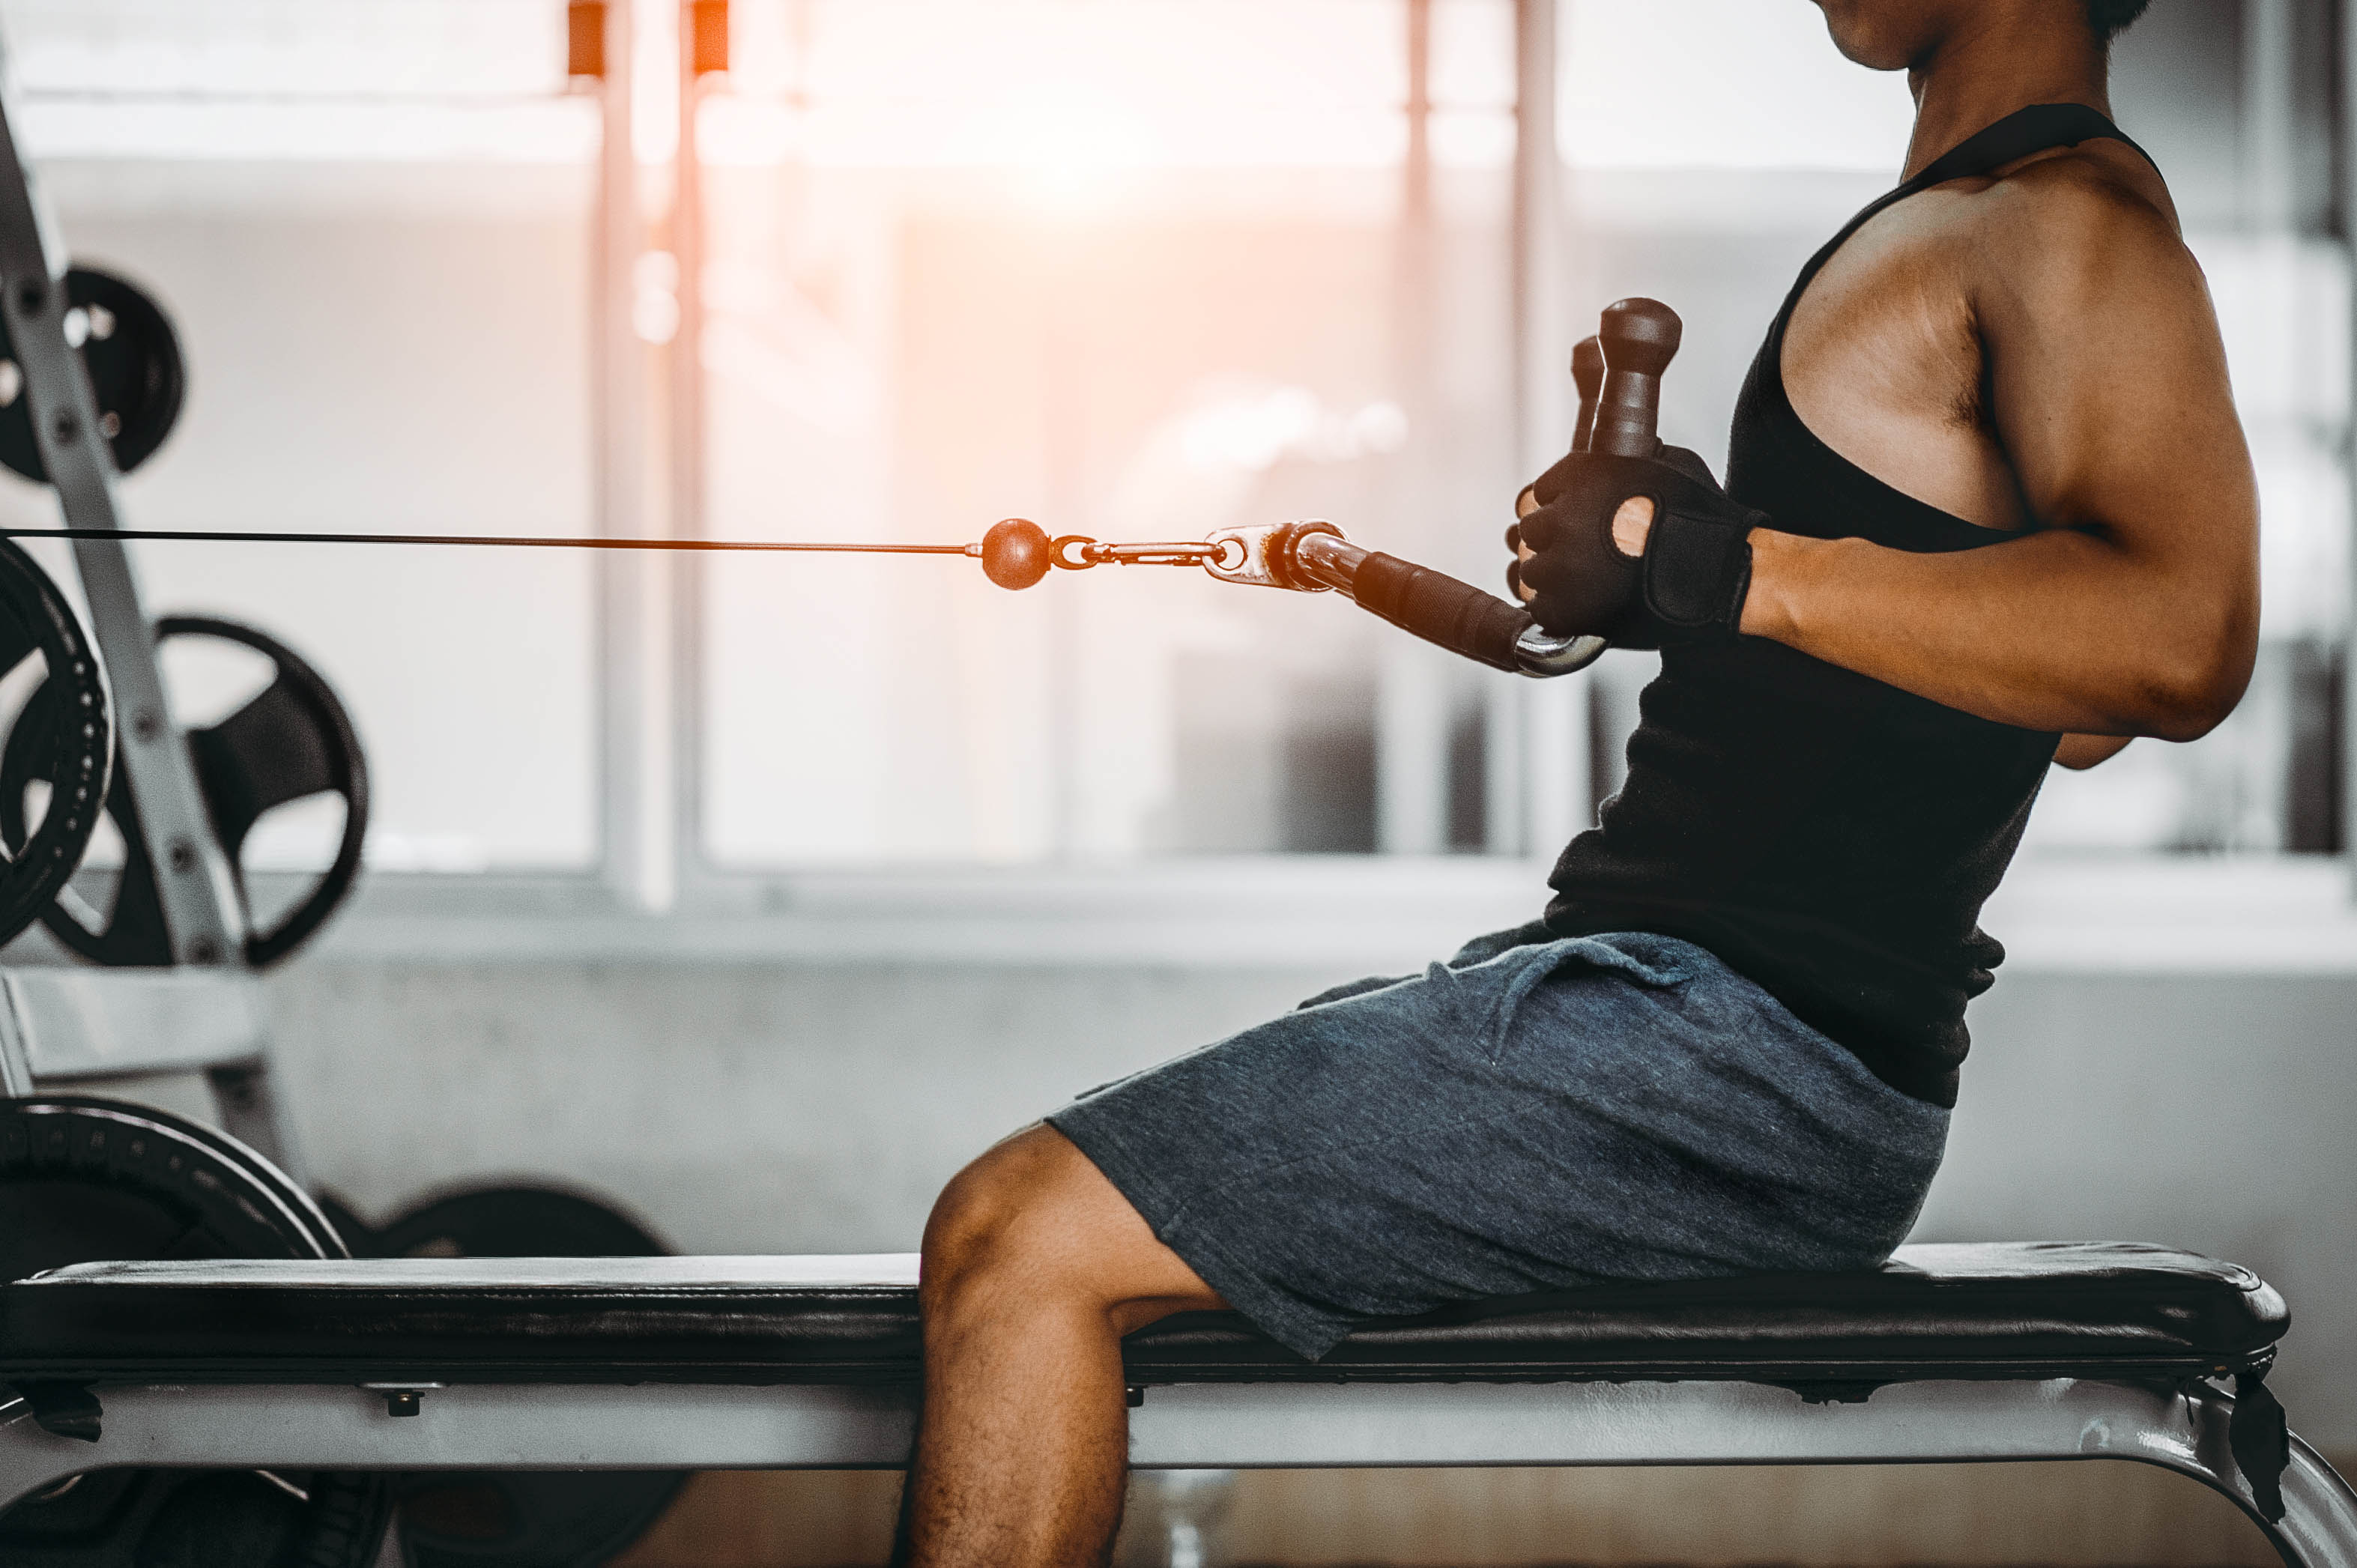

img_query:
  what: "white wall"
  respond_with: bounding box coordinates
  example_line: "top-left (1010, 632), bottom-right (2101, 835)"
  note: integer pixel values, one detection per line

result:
top-left (14, 165), bottom-right (602, 872)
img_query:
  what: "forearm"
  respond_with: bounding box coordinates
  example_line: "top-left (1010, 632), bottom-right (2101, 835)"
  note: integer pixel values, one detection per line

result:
top-left (1739, 526), bottom-right (2255, 739)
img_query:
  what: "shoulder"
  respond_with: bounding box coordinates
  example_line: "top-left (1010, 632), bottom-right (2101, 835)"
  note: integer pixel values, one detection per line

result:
top-left (1943, 143), bottom-right (2207, 321)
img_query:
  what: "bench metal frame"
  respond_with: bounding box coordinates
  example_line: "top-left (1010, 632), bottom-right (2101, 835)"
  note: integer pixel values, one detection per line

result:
top-left (1, 1375), bottom-right (2353, 1567)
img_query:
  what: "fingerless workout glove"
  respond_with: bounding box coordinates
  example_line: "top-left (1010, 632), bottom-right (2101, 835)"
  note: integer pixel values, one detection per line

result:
top-left (1510, 445), bottom-right (1764, 649)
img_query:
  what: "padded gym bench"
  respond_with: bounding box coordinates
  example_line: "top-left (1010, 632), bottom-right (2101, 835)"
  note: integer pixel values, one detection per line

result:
top-left (3, 1242), bottom-right (2353, 1566)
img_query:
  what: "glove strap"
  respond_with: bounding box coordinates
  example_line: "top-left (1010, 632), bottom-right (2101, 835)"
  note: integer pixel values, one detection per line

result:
top-left (1643, 506), bottom-right (1759, 635)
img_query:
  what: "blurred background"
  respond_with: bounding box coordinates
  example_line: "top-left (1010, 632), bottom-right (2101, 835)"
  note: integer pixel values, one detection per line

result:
top-left (0, 0), bottom-right (2352, 1563)
top-left (3, 0), bottom-right (2340, 872)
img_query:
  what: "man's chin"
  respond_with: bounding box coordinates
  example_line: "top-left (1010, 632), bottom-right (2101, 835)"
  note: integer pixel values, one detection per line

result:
top-left (1809, 0), bottom-right (1922, 71)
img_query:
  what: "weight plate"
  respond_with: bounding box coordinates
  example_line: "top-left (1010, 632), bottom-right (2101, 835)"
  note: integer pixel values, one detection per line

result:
top-left (313, 1189), bottom-right (378, 1259)
top-left (0, 614), bottom-right (366, 969)
top-left (375, 1186), bottom-right (668, 1261)
top-left (0, 265), bottom-right (187, 482)
top-left (377, 1186), bottom-right (683, 1568)
top-left (0, 537), bottom-right (110, 951)
top-left (393, 1471), bottom-right (686, 1568)
top-left (0, 1097), bottom-right (392, 1567)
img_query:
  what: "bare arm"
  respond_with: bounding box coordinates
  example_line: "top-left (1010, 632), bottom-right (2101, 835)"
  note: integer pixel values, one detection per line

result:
top-left (1739, 175), bottom-right (2258, 740)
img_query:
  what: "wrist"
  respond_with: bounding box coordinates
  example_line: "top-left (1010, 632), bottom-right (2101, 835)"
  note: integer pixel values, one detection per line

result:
top-left (1737, 527), bottom-right (1806, 642)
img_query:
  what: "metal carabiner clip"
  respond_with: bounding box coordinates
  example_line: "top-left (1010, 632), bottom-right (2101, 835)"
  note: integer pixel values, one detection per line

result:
top-left (1200, 521), bottom-right (1343, 593)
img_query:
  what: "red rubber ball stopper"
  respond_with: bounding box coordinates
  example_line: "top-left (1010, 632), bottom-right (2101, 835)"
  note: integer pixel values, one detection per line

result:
top-left (981, 518), bottom-right (1051, 590)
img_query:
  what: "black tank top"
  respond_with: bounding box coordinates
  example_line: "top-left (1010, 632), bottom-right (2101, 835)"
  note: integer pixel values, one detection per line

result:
top-left (1543, 105), bottom-right (2157, 1108)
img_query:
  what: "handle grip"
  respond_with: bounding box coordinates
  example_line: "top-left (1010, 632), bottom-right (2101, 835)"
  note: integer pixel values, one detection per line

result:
top-left (1570, 335), bottom-right (1604, 454)
top-left (1591, 297), bottom-right (1680, 458)
top-left (1237, 527), bottom-right (1603, 677)
top-left (1351, 551), bottom-right (1544, 675)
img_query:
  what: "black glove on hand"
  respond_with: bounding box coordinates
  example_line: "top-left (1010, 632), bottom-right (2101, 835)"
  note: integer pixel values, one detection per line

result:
top-left (1506, 445), bottom-right (1765, 649)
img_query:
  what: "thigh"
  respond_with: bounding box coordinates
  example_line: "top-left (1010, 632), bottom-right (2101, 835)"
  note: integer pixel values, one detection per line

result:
top-left (1047, 939), bottom-right (1616, 1354)
top-left (1047, 931), bottom-right (1945, 1360)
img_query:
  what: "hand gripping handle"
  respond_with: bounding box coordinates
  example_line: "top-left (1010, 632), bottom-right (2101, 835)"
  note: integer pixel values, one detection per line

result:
top-left (1255, 300), bottom-right (1682, 677)
top-left (1495, 300), bottom-right (1680, 673)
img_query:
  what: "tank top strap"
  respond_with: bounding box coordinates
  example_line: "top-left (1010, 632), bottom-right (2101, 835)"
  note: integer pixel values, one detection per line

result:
top-left (1905, 102), bottom-right (2156, 192)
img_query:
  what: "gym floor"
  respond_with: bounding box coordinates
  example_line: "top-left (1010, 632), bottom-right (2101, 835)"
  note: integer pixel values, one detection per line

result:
top-left (608, 1462), bottom-right (2322, 1567)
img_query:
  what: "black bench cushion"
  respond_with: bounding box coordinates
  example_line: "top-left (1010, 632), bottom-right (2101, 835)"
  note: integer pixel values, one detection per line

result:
top-left (0, 1241), bottom-right (2284, 1389)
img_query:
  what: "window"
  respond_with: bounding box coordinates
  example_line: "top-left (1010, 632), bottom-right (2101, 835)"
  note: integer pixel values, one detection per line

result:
top-left (695, 0), bottom-right (1517, 867)
top-left (0, 0), bottom-right (2341, 895)
top-left (0, 0), bottom-right (599, 873)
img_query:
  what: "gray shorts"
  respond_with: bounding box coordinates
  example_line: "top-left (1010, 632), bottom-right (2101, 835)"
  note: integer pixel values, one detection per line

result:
top-left (1047, 927), bottom-right (1950, 1360)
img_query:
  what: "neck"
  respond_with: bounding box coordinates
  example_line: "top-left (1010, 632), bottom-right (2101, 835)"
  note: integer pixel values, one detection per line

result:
top-left (1901, 9), bottom-right (2111, 181)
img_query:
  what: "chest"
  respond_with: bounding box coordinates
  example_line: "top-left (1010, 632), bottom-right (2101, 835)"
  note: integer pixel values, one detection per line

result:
top-left (1774, 200), bottom-right (2022, 528)
top-left (1783, 206), bottom-right (1982, 423)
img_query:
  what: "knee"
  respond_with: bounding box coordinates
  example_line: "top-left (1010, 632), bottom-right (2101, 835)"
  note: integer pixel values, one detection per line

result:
top-left (919, 1127), bottom-right (1094, 1316)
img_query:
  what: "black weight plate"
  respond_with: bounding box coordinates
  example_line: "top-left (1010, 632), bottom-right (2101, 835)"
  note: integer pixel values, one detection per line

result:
top-left (0, 615), bottom-right (367, 969)
top-left (313, 1189), bottom-right (378, 1259)
top-left (0, 265), bottom-right (187, 482)
top-left (0, 694), bottom-right (168, 965)
top-left (377, 1187), bottom-right (682, 1568)
top-left (171, 617), bottom-right (370, 966)
top-left (375, 1186), bottom-right (668, 1261)
top-left (0, 538), bottom-right (110, 951)
top-left (4, 1468), bottom-right (390, 1568)
top-left (0, 1098), bottom-right (340, 1275)
top-left (393, 1471), bottom-right (685, 1568)
top-left (0, 1097), bottom-right (392, 1567)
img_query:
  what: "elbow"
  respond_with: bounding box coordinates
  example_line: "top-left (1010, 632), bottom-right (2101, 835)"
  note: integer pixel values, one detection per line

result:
top-left (2132, 608), bottom-right (2257, 743)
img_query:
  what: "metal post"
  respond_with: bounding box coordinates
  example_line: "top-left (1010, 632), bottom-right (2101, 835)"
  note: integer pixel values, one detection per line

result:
top-left (1511, 0), bottom-right (1566, 468)
top-left (0, 60), bottom-right (244, 969)
top-left (1044, 252), bottom-right (1082, 862)
top-left (596, 0), bottom-right (675, 912)
top-left (2245, 0), bottom-right (2297, 233)
top-left (0, 982), bottom-right (32, 1098)
top-left (2343, 0), bottom-right (2357, 883)
top-left (1377, 0), bottom-right (1452, 856)
top-left (1509, 0), bottom-right (1589, 860)
top-left (671, 0), bottom-right (710, 894)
